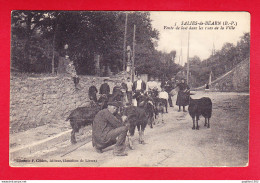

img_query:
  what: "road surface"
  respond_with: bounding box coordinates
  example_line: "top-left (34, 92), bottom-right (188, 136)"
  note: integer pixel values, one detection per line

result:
top-left (12, 91), bottom-right (249, 167)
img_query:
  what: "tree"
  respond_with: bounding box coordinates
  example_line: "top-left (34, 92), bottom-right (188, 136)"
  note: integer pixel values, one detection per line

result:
top-left (11, 11), bottom-right (55, 72)
top-left (189, 55), bottom-right (201, 66)
top-left (10, 11), bottom-right (179, 76)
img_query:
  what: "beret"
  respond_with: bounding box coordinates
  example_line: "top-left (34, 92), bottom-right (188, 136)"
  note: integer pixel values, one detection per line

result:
top-left (107, 101), bottom-right (121, 107)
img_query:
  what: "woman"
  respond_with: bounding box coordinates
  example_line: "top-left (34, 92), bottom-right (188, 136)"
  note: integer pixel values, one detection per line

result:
top-left (176, 79), bottom-right (190, 112)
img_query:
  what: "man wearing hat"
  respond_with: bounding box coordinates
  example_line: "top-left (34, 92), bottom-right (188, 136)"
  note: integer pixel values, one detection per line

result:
top-left (92, 101), bottom-right (128, 156)
top-left (99, 79), bottom-right (110, 97)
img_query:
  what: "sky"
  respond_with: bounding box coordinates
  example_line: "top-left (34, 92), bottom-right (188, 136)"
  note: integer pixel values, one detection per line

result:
top-left (149, 11), bottom-right (250, 65)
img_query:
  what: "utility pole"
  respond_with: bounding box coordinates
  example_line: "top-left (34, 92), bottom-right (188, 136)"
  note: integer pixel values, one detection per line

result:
top-left (179, 39), bottom-right (183, 65)
top-left (123, 12), bottom-right (128, 71)
top-left (132, 25), bottom-right (136, 82)
top-left (186, 31), bottom-right (190, 85)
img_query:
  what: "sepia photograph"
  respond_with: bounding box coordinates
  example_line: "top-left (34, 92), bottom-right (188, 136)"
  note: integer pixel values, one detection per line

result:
top-left (9, 11), bottom-right (250, 167)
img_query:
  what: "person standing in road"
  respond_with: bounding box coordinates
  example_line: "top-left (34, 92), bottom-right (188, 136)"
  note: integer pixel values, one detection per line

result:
top-left (159, 87), bottom-right (169, 113)
top-left (176, 79), bottom-right (190, 112)
top-left (133, 75), bottom-right (146, 94)
top-left (100, 79), bottom-right (110, 96)
top-left (89, 80), bottom-right (98, 103)
top-left (126, 77), bottom-right (133, 105)
top-left (132, 75), bottom-right (146, 106)
top-left (121, 78), bottom-right (128, 105)
top-left (164, 78), bottom-right (175, 107)
top-left (113, 81), bottom-right (124, 102)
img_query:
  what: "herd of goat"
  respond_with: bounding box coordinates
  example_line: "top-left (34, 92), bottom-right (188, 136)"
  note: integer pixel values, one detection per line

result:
top-left (66, 91), bottom-right (212, 150)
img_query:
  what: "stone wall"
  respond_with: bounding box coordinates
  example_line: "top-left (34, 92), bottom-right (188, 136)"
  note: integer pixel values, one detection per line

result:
top-left (10, 75), bottom-right (117, 133)
top-left (194, 58), bottom-right (249, 92)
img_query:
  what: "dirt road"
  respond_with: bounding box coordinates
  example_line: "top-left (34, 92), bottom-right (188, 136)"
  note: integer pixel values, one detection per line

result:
top-left (12, 91), bottom-right (249, 167)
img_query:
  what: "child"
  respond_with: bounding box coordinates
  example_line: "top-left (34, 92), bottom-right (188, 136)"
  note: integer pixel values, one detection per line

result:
top-left (158, 87), bottom-right (169, 113)
top-left (89, 80), bottom-right (98, 102)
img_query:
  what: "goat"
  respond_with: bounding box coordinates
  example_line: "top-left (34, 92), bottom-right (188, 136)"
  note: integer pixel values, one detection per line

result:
top-left (121, 100), bottom-right (151, 149)
top-left (188, 97), bottom-right (212, 130)
top-left (66, 105), bottom-right (101, 144)
top-left (136, 94), bottom-right (156, 128)
top-left (145, 100), bottom-right (156, 128)
top-left (66, 94), bottom-right (116, 144)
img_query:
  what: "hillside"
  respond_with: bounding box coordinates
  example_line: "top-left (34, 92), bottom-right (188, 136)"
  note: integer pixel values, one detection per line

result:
top-left (194, 58), bottom-right (249, 92)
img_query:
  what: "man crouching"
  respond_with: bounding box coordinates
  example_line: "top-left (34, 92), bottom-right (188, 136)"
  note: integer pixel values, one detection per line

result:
top-left (92, 101), bottom-right (128, 156)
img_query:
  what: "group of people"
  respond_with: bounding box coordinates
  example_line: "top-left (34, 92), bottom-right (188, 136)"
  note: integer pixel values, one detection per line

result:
top-left (88, 77), bottom-right (135, 105)
top-left (90, 75), bottom-right (190, 156)
top-left (88, 75), bottom-right (191, 111)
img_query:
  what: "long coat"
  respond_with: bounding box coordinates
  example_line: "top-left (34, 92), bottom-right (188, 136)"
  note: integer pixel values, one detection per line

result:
top-left (92, 109), bottom-right (123, 149)
top-left (176, 83), bottom-right (190, 106)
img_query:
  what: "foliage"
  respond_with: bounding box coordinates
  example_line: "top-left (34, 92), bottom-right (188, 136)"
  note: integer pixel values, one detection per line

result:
top-left (12, 11), bottom-right (176, 76)
top-left (180, 33), bottom-right (250, 87)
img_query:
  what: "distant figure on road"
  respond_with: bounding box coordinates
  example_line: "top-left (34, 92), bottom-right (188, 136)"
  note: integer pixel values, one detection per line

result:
top-left (126, 77), bottom-right (133, 105)
top-left (89, 80), bottom-right (98, 103)
top-left (205, 83), bottom-right (210, 91)
top-left (176, 79), bottom-right (190, 112)
top-left (92, 101), bottom-right (128, 156)
top-left (99, 79), bottom-right (110, 96)
top-left (66, 56), bottom-right (80, 90)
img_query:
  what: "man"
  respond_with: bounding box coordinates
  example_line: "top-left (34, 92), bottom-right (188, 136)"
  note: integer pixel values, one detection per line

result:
top-left (112, 81), bottom-right (123, 102)
top-left (133, 75), bottom-right (146, 93)
top-left (164, 78), bottom-right (175, 107)
top-left (92, 101), bottom-right (128, 156)
top-left (88, 80), bottom-right (98, 103)
top-left (100, 79), bottom-right (110, 96)
top-left (133, 75), bottom-right (146, 106)
top-left (66, 56), bottom-right (80, 89)
top-left (146, 77), bottom-right (158, 91)
top-left (126, 77), bottom-right (133, 105)
top-left (176, 79), bottom-right (190, 112)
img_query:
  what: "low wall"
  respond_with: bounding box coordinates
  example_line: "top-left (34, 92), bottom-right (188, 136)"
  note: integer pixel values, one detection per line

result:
top-left (10, 74), bottom-right (116, 133)
top-left (194, 58), bottom-right (249, 92)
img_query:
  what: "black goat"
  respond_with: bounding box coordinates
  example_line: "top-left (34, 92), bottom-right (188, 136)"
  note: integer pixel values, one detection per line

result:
top-left (188, 97), bottom-right (212, 130)
top-left (66, 105), bottom-right (101, 144)
top-left (66, 94), bottom-right (114, 144)
top-left (121, 100), bottom-right (151, 149)
top-left (136, 94), bottom-right (156, 128)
